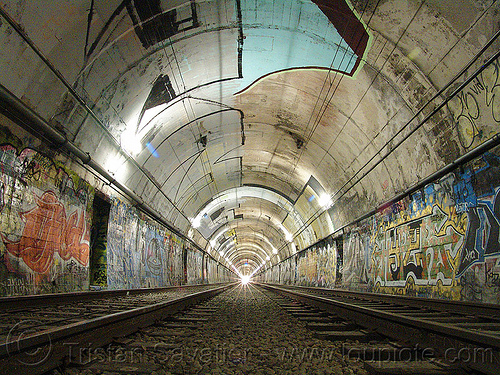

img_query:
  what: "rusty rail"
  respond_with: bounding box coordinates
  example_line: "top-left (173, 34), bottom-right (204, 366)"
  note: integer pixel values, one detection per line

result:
top-left (261, 283), bottom-right (500, 375)
top-left (0, 284), bottom-right (234, 375)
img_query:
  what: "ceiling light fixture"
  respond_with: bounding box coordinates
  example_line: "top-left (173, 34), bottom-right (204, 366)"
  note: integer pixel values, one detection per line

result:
top-left (121, 129), bottom-right (142, 156)
top-left (318, 193), bottom-right (333, 209)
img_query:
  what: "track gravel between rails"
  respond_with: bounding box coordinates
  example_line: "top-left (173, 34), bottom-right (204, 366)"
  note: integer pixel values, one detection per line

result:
top-left (51, 284), bottom-right (369, 375)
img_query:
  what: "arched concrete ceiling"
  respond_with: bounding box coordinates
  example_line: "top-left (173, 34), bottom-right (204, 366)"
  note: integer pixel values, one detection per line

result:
top-left (0, 0), bottom-right (498, 275)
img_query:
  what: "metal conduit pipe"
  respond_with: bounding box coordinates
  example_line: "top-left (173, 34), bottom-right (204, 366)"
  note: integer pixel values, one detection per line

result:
top-left (0, 82), bottom-right (205, 252)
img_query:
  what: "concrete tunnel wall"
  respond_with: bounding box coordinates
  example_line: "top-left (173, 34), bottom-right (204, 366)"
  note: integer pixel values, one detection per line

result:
top-left (0, 117), bottom-right (233, 296)
top-left (258, 142), bottom-right (500, 304)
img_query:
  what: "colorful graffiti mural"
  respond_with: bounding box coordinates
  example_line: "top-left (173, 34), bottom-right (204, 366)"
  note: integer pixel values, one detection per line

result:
top-left (106, 197), bottom-right (227, 289)
top-left (296, 248), bottom-right (318, 286)
top-left (262, 148), bottom-right (500, 304)
top-left (0, 128), bottom-right (94, 295)
top-left (186, 246), bottom-right (204, 285)
top-left (106, 198), bottom-right (140, 289)
top-left (317, 241), bottom-right (336, 288)
top-left (295, 238), bottom-right (336, 287)
top-left (343, 226), bottom-right (371, 291)
top-left (3, 191), bottom-right (90, 275)
top-left (281, 257), bottom-right (295, 284)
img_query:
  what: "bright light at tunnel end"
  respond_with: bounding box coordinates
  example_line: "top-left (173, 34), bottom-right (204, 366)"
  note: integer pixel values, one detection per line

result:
top-left (240, 275), bottom-right (251, 285)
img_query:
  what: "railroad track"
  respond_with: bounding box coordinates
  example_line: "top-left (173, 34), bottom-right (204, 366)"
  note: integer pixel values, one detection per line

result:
top-left (4, 283), bottom-right (496, 374)
top-left (261, 283), bottom-right (500, 375)
top-left (0, 283), bottom-right (234, 375)
top-left (54, 283), bottom-right (369, 375)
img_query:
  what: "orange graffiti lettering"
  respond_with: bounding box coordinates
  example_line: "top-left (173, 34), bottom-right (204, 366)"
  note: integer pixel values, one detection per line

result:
top-left (2, 191), bottom-right (90, 275)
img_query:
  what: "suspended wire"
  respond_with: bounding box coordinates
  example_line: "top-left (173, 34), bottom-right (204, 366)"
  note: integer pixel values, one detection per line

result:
top-left (280, 0), bottom-right (428, 247)
top-left (279, 0), bottom-right (379, 196)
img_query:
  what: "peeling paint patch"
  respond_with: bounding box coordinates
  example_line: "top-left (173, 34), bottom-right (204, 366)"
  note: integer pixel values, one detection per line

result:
top-left (236, 0), bottom-right (369, 95)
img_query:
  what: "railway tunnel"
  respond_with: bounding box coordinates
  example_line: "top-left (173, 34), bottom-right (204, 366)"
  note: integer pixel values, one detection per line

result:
top-left (0, 0), bottom-right (500, 374)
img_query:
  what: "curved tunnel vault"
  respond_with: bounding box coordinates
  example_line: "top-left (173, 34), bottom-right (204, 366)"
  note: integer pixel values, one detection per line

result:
top-left (0, 0), bottom-right (499, 287)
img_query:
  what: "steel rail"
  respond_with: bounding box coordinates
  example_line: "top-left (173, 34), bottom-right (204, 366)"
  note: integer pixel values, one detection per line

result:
top-left (0, 283), bottom-right (230, 311)
top-left (0, 284), bottom-right (234, 375)
top-left (266, 284), bottom-right (500, 318)
top-left (261, 284), bottom-right (500, 375)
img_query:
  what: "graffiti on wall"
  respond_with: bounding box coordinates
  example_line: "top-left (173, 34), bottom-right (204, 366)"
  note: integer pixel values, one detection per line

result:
top-left (89, 198), bottom-right (109, 287)
top-left (263, 149), bottom-right (500, 304)
top-left (316, 240), bottom-right (336, 288)
top-left (370, 202), bottom-right (464, 298)
top-left (294, 238), bottom-right (336, 287)
top-left (106, 197), bottom-right (140, 289)
top-left (106, 197), bottom-right (206, 289)
top-left (140, 223), bottom-right (169, 287)
top-left (3, 191), bottom-right (90, 275)
top-left (343, 226), bottom-right (372, 291)
top-left (358, 151), bottom-right (500, 302)
top-left (450, 58), bottom-right (500, 150)
top-left (296, 248), bottom-right (318, 286)
top-left (455, 153), bottom-right (500, 302)
top-left (455, 154), bottom-right (500, 274)
top-left (0, 135), bottom-right (93, 295)
top-left (186, 246), bottom-right (204, 285)
top-left (280, 257), bottom-right (294, 284)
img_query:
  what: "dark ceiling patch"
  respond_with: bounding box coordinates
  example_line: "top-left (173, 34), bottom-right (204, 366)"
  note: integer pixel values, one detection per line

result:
top-left (288, 131), bottom-right (305, 149)
top-left (86, 0), bottom-right (199, 60)
top-left (145, 74), bottom-right (176, 110)
top-left (311, 0), bottom-right (369, 73)
top-left (210, 207), bottom-right (225, 222)
top-left (137, 74), bottom-right (176, 127)
top-left (127, 0), bottom-right (199, 49)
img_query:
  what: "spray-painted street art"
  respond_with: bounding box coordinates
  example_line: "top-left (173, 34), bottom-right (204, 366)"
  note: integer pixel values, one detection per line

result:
top-left (365, 152), bottom-right (500, 302)
top-left (262, 148), bottom-right (500, 304)
top-left (296, 248), bottom-right (318, 286)
top-left (0, 129), bottom-right (94, 296)
top-left (280, 257), bottom-right (295, 285)
top-left (107, 197), bottom-right (185, 289)
top-left (89, 198), bottom-right (110, 287)
top-left (3, 191), bottom-right (90, 274)
top-left (107, 198), bottom-right (140, 289)
top-left (449, 58), bottom-right (500, 151)
top-left (295, 238), bottom-right (336, 287)
top-left (317, 241), bottom-right (337, 288)
top-left (186, 247), bottom-right (204, 285)
top-left (343, 225), bottom-right (371, 291)
top-left (107, 197), bottom-right (229, 289)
